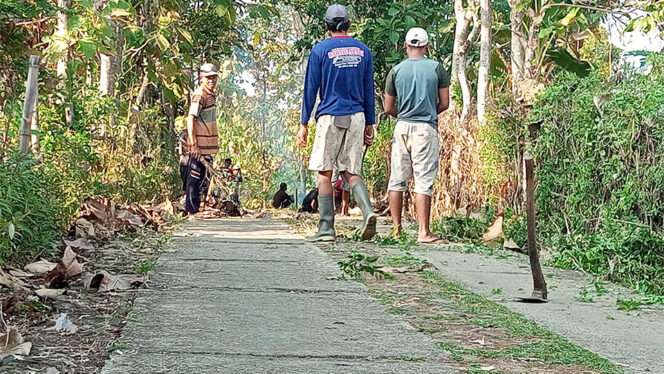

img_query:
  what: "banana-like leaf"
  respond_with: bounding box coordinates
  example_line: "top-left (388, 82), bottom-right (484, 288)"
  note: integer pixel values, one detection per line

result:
top-left (547, 48), bottom-right (591, 77)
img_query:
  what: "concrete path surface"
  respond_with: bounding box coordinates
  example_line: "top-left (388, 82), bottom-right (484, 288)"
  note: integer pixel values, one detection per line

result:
top-left (417, 249), bottom-right (664, 374)
top-left (102, 218), bottom-right (456, 374)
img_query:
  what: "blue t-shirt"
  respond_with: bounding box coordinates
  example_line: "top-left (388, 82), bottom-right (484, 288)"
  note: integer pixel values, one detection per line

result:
top-left (300, 36), bottom-right (375, 126)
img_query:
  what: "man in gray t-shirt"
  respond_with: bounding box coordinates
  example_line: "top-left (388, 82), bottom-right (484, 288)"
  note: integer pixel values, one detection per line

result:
top-left (384, 27), bottom-right (450, 243)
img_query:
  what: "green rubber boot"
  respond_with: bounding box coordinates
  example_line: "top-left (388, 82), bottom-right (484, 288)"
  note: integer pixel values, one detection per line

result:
top-left (306, 194), bottom-right (336, 242)
top-left (351, 180), bottom-right (378, 241)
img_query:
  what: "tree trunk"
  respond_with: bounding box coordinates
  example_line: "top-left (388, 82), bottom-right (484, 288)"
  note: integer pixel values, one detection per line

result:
top-left (128, 70), bottom-right (149, 149)
top-left (20, 56), bottom-right (40, 154)
top-left (523, 9), bottom-right (545, 81)
top-left (509, 0), bottom-right (525, 100)
top-left (451, 0), bottom-right (471, 88)
top-left (452, 0), bottom-right (478, 123)
top-left (56, 0), bottom-right (74, 127)
top-left (477, 0), bottom-right (492, 126)
top-left (56, 0), bottom-right (69, 80)
top-left (99, 54), bottom-right (114, 96)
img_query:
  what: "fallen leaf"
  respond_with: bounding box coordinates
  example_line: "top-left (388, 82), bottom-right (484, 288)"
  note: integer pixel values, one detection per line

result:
top-left (471, 337), bottom-right (487, 346)
top-left (117, 210), bottom-right (143, 227)
top-left (75, 218), bottom-right (95, 238)
top-left (35, 288), bottom-right (66, 300)
top-left (62, 247), bottom-right (76, 267)
top-left (84, 271), bottom-right (143, 292)
top-left (161, 199), bottom-right (175, 215)
top-left (1, 342), bottom-right (31, 358)
top-left (63, 238), bottom-right (94, 251)
top-left (482, 215), bottom-right (503, 242)
top-left (8, 269), bottom-right (34, 278)
top-left (0, 327), bottom-right (21, 346)
top-left (24, 259), bottom-right (57, 274)
top-left (45, 248), bottom-right (83, 288)
top-left (480, 366), bottom-right (496, 372)
top-left (93, 223), bottom-right (114, 241)
top-left (382, 264), bottom-right (431, 274)
top-left (0, 328), bottom-right (32, 360)
top-left (0, 269), bottom-right (26, 289)
top-left (252, 210), bottom-right (267, 219)
top-left (81, 197), bottom-right (112, 223)
top-left (149, 200), bottom-right (175, 217)
top-left (51, 313), bottom-right (78, 334)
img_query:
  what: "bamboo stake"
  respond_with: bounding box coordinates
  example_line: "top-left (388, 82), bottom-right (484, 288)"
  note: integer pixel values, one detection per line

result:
top-left (19, 56), bottom-right (40, 154)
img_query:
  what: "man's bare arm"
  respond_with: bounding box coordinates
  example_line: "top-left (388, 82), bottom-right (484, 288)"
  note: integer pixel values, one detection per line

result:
top-left (384, 93), bottom-right (398, 117)
top-left (437, 87), bottom-right (450, 114)
top-left (186, 115), bottom-right (196, 145)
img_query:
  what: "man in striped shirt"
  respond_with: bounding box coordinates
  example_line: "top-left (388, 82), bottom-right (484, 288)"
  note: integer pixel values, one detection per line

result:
top-left (184, 63), bottom-right (220, 215)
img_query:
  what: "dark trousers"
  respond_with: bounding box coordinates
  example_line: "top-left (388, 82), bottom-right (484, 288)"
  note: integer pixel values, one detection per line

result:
top-left (184, 155), bottom-right (213, 214)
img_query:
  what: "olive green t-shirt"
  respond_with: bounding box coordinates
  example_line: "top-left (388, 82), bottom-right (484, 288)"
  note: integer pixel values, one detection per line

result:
top-left (385, 58), bottom-right (450, 127)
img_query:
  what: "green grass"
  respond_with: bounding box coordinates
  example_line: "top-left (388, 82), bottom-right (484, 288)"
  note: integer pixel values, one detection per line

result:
top-left (616, 295), bottom-right (664, 311)
top-left (421, 270), bottom-right (622, 373)
top-left (374, 232), bottom-right (417, 251)
top-left (383, 253), bottom-right (428, 267)
top-left (135, 259), bottom-right (157, 275)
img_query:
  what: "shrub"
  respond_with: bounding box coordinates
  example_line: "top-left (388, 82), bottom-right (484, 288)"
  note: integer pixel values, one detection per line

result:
top-left (0, 155), bottom-right (63, 265)
top-left (532, 55), bottom-right (664, 295)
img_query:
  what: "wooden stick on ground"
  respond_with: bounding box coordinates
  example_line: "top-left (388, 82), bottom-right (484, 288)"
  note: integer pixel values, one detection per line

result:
top-left (525, 151), bottom-right (547, 300)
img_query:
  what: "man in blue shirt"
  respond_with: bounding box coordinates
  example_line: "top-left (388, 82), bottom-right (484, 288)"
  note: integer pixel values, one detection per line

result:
top-left (297, 4), bottom-right (377, 242)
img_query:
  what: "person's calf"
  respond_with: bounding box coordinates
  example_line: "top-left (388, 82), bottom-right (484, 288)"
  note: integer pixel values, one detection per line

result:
top-left (414, 193), bottom-right (445, 243)
top-left (388, 190), bottom-right (404, 238)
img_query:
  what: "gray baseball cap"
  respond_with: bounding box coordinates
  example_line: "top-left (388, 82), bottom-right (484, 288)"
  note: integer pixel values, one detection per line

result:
top-left (199, 63), bottom-right (219, 77)
top-left (324, 4), bottom-right (349, 23)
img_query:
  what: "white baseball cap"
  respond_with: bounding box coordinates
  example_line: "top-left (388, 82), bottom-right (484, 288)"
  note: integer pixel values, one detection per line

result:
top-left (199, 63), bottom-right (219, 77)
top-left (405, 27), bottom-right (429, 47)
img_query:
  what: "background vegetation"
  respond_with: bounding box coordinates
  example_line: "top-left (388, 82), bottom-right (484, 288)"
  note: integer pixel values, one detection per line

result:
top-left (0, 0), bottom-right (662, 297)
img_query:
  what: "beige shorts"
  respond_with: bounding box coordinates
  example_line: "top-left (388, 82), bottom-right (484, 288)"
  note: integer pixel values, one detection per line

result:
top-left (388, 120), bottom-right (440, 196)
top-left (308, 113), bottom-right (365, 175)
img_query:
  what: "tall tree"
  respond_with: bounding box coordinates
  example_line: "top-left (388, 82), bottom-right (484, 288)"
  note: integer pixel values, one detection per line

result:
top-left (477, 0), bottom-right (491, 125)
top-left (451, 0), bottom-right (479, 122)
top-left (56, 0), bottom-right (69, 80)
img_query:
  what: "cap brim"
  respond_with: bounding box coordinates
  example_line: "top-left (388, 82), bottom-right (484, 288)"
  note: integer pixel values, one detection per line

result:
top-left (201, 72), bottom-right (219, 77)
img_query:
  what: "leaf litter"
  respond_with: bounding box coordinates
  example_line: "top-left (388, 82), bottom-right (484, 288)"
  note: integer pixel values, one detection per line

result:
top-left (0, 197), bottom-right (177, 373)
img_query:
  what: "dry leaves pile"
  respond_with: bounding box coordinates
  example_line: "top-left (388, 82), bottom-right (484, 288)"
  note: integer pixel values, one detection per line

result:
top-left (0, 197), bottom-right (176, 370)
top-left (77, 197), bottom-right (176, 238)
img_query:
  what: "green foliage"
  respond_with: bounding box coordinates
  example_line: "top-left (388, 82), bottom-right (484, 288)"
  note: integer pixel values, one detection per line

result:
top-left (135, 259), bottom-right (157, 275)
top-left (338, 250), bottom-right (385, 279)
top-left (432, 210), bottom-right (495, 243)
top-left (503, 209), bottom-right (527, 248)
top-left (533, 55), bottom-right (664, 295)
top-left (375, 231), bottom-right (417, 251)
top-left (383, 253), bottom-right (427, 267)
top-left (0, 155), bottom-right (63, 265)
top-left (617, 295), bottom-right (664, 311)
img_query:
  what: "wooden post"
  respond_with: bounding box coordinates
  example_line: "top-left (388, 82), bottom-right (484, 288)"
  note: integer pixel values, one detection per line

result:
top-left (525, 151), bottom-right (547, 300)
top-left (31, 106), bottom-right (40, 153)
top-left (19, 56), bottom-right (40, 154)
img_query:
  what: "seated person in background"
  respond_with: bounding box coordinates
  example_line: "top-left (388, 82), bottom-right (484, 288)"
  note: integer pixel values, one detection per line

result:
top-left (299, 187), bottom-right (319, 213)
top-left (272, 183), bottom-right (294, 209)
top-left (226, 159), bottom-right (243, 183)
top-left (333, 174), bottom-right (350, 216)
